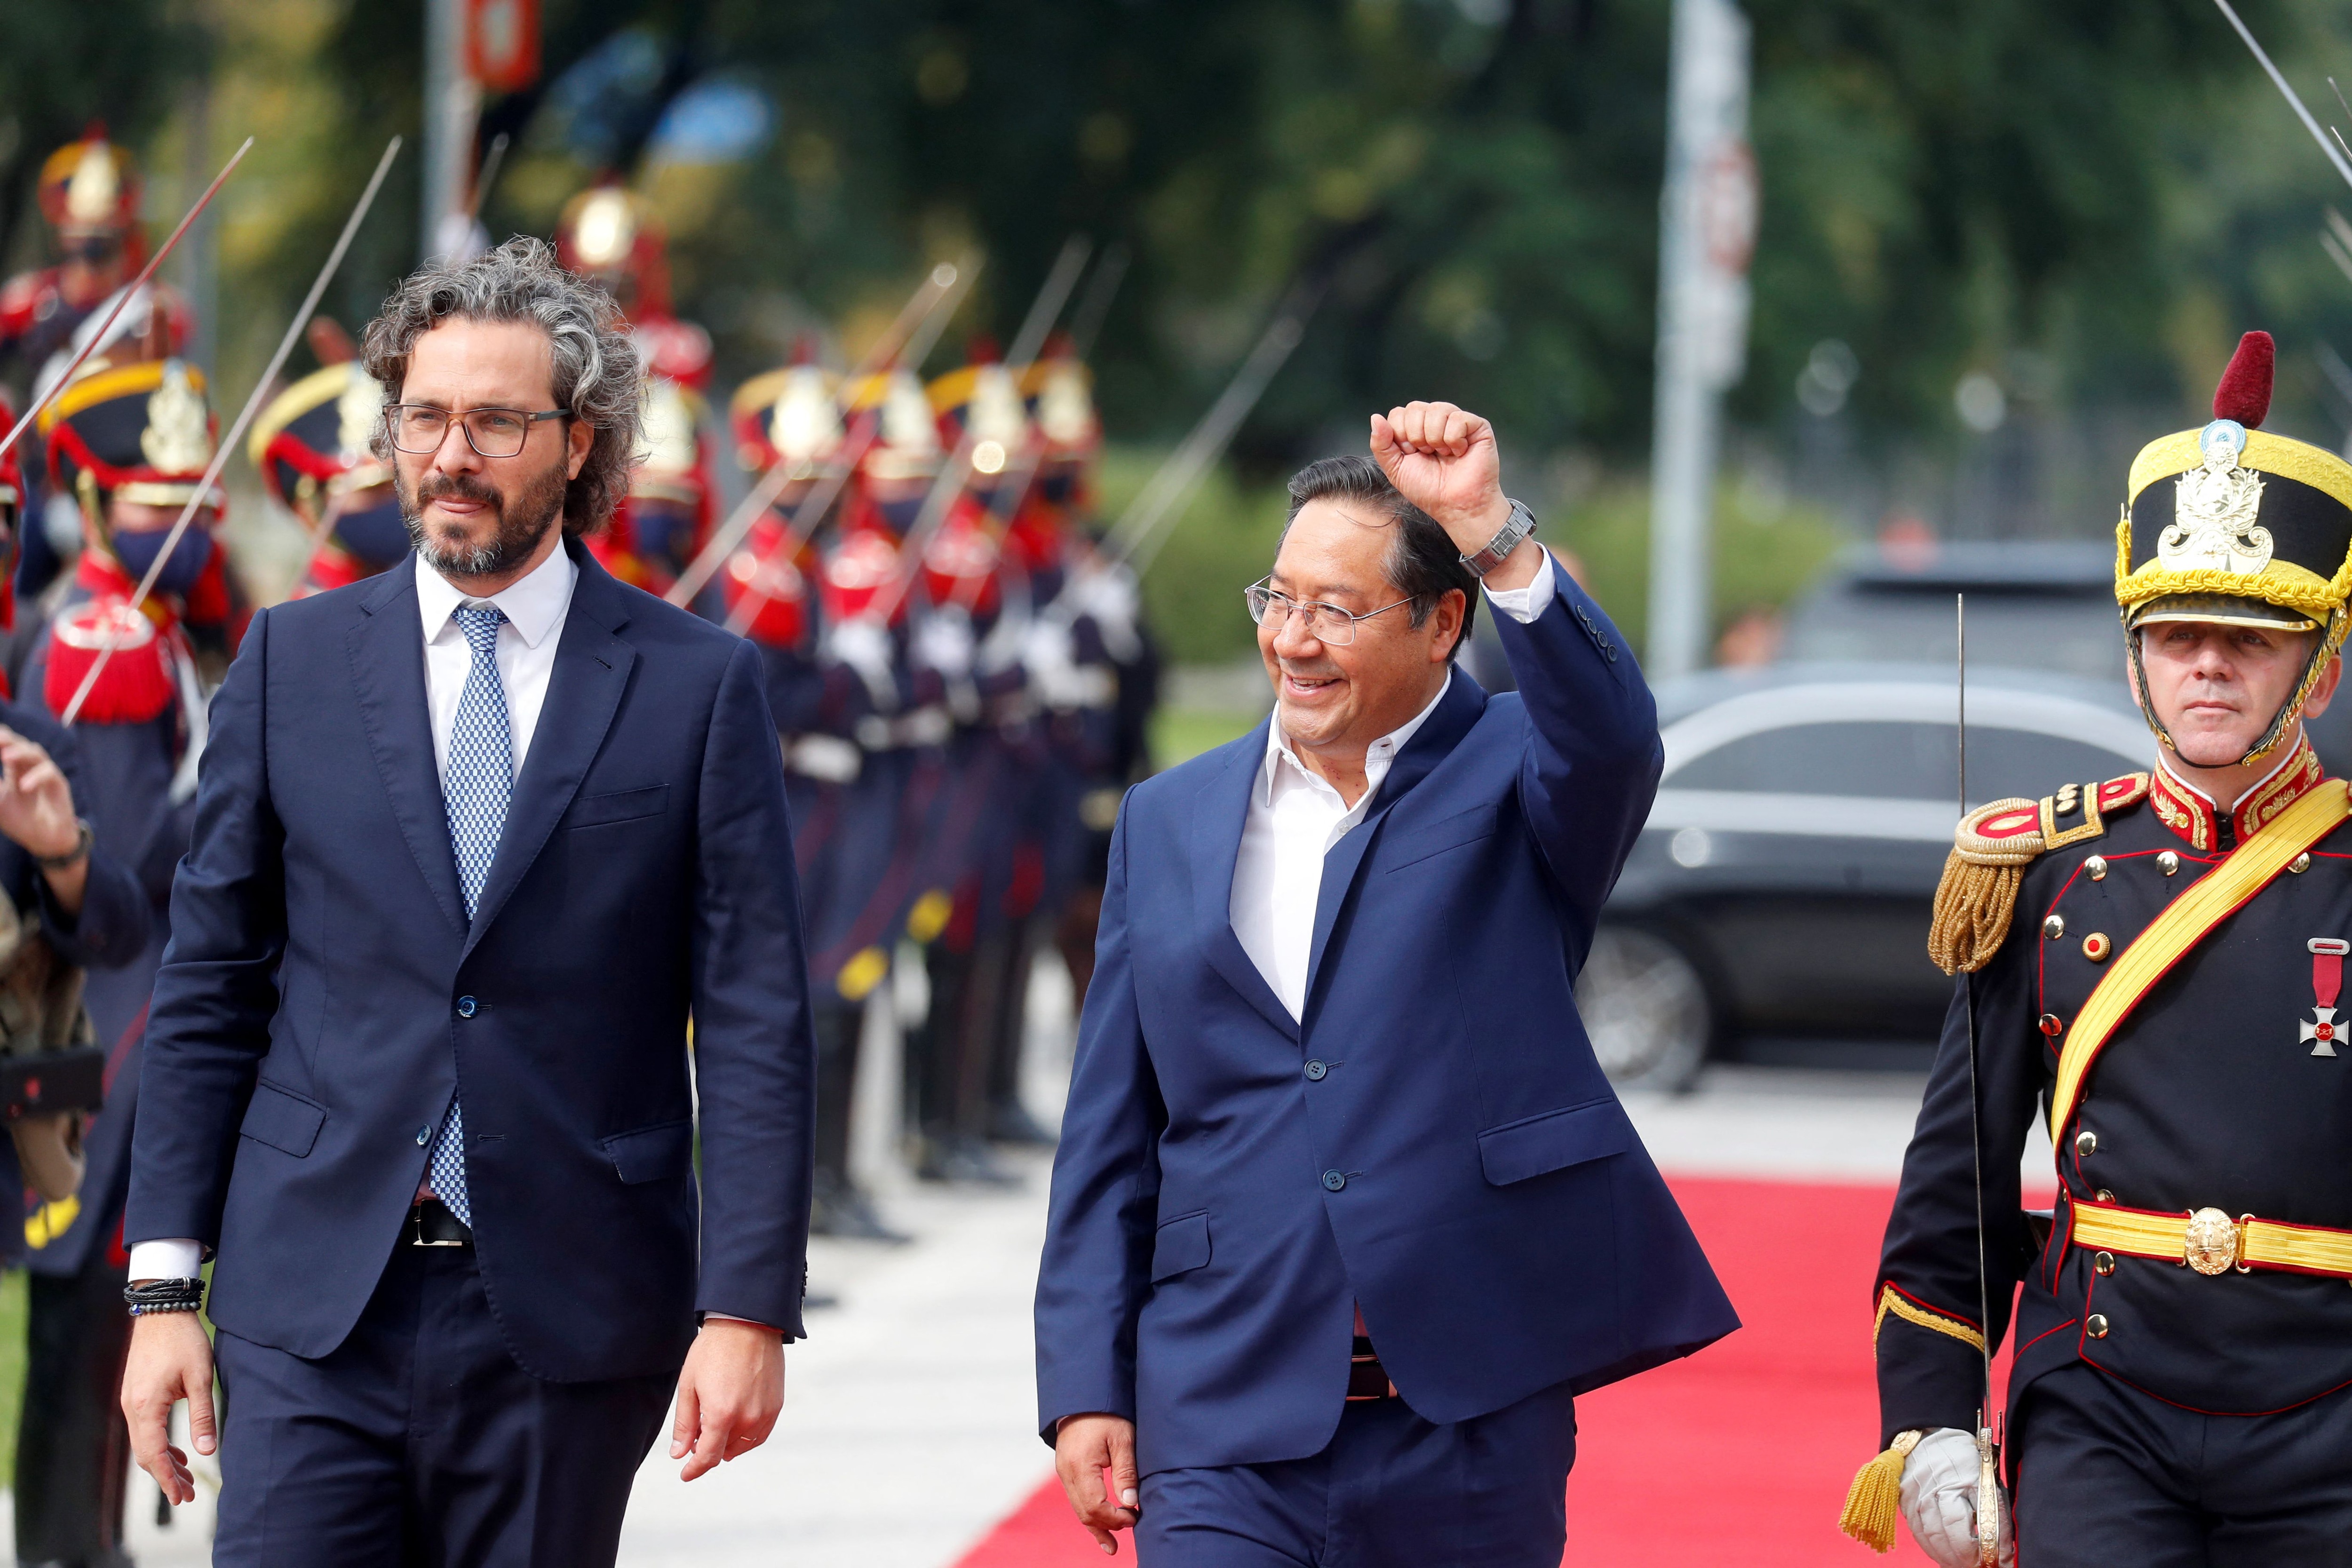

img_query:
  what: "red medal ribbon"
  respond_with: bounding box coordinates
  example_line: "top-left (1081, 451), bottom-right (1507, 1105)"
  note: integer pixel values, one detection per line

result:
top-left (2315, 939), bottom-right (2348, 1010)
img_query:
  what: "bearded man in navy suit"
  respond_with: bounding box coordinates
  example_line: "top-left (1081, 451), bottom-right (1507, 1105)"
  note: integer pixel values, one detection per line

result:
top-left (1037, 402), bottom-right (1736, 1564)
top-left (115, 237), bottom-right (816, 1567)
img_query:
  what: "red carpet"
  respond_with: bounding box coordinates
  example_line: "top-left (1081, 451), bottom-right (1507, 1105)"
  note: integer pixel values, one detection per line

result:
top-left (958, 1171), bottom-right (2056, 1566)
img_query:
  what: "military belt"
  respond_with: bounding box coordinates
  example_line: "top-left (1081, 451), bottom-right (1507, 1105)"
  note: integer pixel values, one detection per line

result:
top-left (2071, 1197), bottom-right (2352, 1279)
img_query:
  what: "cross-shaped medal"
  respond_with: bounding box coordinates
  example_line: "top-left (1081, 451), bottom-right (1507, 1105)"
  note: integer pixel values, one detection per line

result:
top-left (2305, 939), bottom-right (2350, 1057)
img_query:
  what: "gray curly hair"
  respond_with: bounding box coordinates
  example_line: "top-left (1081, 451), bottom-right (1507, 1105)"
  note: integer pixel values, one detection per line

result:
top-left (361, 235), bottom-right (642, 536)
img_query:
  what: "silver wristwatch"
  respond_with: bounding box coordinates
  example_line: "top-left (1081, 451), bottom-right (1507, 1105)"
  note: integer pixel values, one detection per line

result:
top-left (1458, 499), bottom-right (1537, 577)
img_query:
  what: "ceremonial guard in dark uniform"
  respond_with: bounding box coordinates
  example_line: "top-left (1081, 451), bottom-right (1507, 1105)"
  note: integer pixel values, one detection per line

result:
top-left (8, 356), bottom-right (227, 1567)
top-left (715, 353), bottom-right (909, 1239)
top-left (1845, 332), bottom-right (2352, 1566)
top-left (1014, 336), bottom-right (1158, 1017)
top-left (1, 134), bottom-right (193, 607)
top-left (249, 357), bottom-right (409, 597)
top-left (898, 346), bottom-right (1040, 1182)
top-left (556, 185), bottom-right (718, 589)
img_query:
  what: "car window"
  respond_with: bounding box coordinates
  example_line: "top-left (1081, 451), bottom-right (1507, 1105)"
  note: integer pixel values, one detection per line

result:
top-left (1783, 589), bottom-right (2123, 681)
top-left (1668, 721), bottom-right (2140, 801)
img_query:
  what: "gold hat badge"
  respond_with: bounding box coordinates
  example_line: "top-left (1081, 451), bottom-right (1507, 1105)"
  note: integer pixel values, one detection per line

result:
top-left (140, 361), bottom-right (213, 475)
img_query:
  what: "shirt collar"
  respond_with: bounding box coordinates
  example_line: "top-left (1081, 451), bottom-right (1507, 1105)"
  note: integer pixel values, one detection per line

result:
top-left (413, 541), bottom-right (576, 650)
top-left (1261, 669), bottom-right (1453, 808)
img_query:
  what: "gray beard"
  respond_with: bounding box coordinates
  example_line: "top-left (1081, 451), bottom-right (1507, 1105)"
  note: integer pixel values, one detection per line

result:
top-left (400, 461), bottom-right (567, 582)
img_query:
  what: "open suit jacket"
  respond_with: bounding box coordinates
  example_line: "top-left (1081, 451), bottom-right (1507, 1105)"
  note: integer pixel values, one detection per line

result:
top-left (1035, 566), bottom-right (1739, 1475)
top-left (125, 540), bottom-right (816, 1381)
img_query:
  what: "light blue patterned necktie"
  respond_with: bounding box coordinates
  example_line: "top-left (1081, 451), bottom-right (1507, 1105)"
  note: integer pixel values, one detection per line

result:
top-left (429, 602), bottom-right (512, 1225)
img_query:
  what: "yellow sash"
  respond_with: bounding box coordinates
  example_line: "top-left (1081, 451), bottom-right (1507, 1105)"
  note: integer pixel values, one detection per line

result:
top-left (2047, 777), bottom-right (2351, 1139)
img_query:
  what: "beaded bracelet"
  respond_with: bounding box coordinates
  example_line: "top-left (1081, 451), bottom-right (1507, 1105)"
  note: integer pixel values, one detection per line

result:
top-left (123, 1278), bottom-right (205, 1317)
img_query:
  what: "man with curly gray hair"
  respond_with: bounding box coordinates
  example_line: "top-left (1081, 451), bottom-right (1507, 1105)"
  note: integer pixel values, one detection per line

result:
top-left (117, 235), bottom-right (818, 1566)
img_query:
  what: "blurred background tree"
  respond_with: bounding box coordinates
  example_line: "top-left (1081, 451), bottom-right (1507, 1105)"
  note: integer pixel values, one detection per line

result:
top-left (8, 0), bottom-right (2352, 661)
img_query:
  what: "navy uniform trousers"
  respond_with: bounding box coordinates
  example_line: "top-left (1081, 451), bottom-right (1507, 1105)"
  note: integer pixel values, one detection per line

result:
top-left (1136, 1382), bottom-right (1576, 1568)
top-left (2014, 1362), bottom-right (2352, 1567)
top-left (211, 1242), bottom-right (675, 1568)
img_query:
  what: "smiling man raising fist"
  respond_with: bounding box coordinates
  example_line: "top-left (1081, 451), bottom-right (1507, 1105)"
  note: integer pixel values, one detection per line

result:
top-left (1035, 401), bottom-right (1736, 1565)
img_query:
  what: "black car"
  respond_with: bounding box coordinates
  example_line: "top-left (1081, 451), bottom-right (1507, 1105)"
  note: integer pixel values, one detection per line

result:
top-left (1581, 660), bottom-right (2149, 1090)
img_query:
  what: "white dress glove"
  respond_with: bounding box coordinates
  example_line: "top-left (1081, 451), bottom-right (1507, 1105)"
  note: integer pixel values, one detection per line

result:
top-left (1900, 1427), bottom-right (2015, 1568)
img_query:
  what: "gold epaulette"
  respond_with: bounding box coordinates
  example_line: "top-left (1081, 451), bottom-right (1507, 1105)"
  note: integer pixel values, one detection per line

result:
top-left (1928, 772), bottom-right (2151, 975)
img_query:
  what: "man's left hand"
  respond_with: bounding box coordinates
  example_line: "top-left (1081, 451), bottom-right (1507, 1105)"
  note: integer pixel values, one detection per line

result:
top-left (671, 1319), bottom-right (785, 1480)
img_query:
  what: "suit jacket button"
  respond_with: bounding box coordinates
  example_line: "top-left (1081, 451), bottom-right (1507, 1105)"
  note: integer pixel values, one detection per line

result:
top-left (1304, 1060), bottom-right (1328, 1081)
top-left (416, 1125), bottom-right (433, 1146)
top-left (1321, 1170), bottom-right (1347, 1192)
top-left (2085, 1313), bottom-right (2110, 1339)
top-left (456, 996), bottom-right (477, 1019)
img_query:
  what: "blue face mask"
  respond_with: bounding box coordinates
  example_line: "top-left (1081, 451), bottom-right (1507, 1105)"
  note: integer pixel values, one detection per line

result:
top-left (111, 525), bottom-right (212, 597)
top-left (631, 501), bottom-right (697, 575)
top-left (877, 497), bottom-right (926, 534)
top-left (332, 493), bottom-right (414, 567)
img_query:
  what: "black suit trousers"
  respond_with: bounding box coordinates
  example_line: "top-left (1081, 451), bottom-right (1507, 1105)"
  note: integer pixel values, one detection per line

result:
top-left (212, 1243), bottom-right (675, 1568)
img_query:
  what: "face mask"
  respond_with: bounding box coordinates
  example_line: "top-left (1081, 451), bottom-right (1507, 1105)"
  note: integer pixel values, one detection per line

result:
top-left (332, 493), bottom-right (413, 567)
top-left (112, 525), bottom-right (212, 597)
top-left (631, 502), bottom-right (697, 575)
top-left (877, 497), bottom-right (926, 534)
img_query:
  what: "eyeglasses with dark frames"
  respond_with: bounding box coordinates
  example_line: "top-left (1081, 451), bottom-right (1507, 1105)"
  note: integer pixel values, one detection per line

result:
top-left (1243, 580), bottom-right (1413, 646)
top-left (384, 405), bottom-right (572, 459)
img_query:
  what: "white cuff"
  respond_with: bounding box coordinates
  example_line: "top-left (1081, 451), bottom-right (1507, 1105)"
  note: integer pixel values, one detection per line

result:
top-left (128, 1238), bottom-right (204, 1282)
top-left (1479, 549), bottom-right (1557, 624)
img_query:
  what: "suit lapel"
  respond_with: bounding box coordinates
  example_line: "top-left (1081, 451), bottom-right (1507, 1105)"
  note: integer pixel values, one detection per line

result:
top-left (1193, 720), bottom-right (1299, 1039)
top-left (462, 544), bottom-right (637, 958)
top-left (1301, 671), bottom-right (1488, 1018)
top-left (346, 566), bottom-right (467, 935)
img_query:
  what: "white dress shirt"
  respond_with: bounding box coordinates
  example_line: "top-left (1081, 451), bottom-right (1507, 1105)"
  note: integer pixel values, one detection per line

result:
top-left (127, 546), bottom-right (580, 1284)
top-left (1229, 553), bottom-right (1557, 1019)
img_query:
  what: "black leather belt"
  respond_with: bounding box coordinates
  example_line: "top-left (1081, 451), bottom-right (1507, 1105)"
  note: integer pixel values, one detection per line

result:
top-left (408, 1198), bottom-right (473, 1248)
top-left (1346, 1335), bottom-right (1394, 1401)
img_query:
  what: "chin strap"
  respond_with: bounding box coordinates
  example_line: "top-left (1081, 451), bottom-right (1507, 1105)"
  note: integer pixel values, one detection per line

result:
top-left (2127, 608), bottom-right (2347, 768)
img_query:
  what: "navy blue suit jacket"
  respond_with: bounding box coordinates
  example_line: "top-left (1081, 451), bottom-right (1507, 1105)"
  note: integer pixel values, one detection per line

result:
top-left (126, 541), bottom-right (816, 1381)
top-left (1035, 569), bottom-right (1738, 1474)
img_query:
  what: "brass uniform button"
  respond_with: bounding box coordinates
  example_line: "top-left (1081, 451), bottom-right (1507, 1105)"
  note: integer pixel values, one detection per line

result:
top-left (2086, 854), bottom-right (2108, 881)
top-left (2096, 1188), bottom-right (2115, 1202)
top-left (2075, 1129), bottom-right (2098, 1157)
top-left (2043, 913), bottom-right (2066, 940)
top-left (2292, 852), bottom-right (2313, 874)
top-left (2158, 851), bottom-right (2181, 876)
top-left (2039, 1013), bottom-right (2065, 1037)
top-left (2094, 1252), bottom-right (2116, 1276)
top-left (2086, 1313), bottom-right (2110, 1338)
top-left (2082, 932), bottom-right (2111, 962)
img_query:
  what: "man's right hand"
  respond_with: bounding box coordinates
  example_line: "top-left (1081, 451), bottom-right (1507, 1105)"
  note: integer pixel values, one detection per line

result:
top-left (1900, 1426), bottom-right (2015, 1568)
top-left (1054, 1412), bottom-right (1140, 1555)
top-left (120, 1308), bottom-right (217, 1505)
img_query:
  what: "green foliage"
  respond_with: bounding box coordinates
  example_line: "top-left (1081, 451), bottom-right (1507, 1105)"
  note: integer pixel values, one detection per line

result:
top-left (1098, 446), bottom-right (1294, 665)
top-left (1549, 475), bottom-right (1847, 653)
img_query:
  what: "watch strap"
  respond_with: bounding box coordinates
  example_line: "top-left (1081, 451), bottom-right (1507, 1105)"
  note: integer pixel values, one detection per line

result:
top-left (34, 820), bottom-right (91, 871)
top-left (1460, 499), bottom-right (1537, 577)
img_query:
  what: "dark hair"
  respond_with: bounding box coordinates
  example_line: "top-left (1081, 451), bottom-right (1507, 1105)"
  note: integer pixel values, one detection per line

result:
top-left (362, 236), bottom-right (642, 536)
top-left (1281, 454), bottom-right (1478, 659)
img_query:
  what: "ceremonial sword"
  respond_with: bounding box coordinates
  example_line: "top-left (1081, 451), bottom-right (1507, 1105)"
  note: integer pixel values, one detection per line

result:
top-left (57, 137), bottom-right (404, 728)
top-left (1958, 593), bottom-right (2003, 1567)
top-left (0, 137), bottom-right (255, 468)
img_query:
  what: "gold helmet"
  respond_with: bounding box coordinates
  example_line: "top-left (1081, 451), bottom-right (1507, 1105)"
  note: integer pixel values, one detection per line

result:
top-left (2116, 330), bottom-right (2352, 762)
